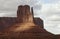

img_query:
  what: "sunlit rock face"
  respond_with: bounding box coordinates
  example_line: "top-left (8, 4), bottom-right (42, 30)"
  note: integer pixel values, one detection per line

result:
top-left (0, 5), bottom-right (60, 39)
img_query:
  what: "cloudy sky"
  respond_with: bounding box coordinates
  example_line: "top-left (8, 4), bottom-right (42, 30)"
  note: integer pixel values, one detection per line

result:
top-left (0, 0), bottom-right (60, 34)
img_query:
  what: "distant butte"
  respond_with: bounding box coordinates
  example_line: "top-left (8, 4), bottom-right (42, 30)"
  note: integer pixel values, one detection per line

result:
top-left (0, 5), bottom-right (60, 39)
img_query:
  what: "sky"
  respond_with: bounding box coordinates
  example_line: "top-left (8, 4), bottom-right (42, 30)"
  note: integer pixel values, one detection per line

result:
top-left (0, 0), bottom-right (60, 34)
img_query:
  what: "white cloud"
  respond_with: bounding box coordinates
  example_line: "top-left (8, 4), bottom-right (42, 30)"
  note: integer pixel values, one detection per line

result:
top-left (0, 0), bottom-right (18, 11)
top-left (44, 23), bottom-right (60, 34)
top-left (0, 0), bottom-right (18, 17)
top-left (0, 12), bottom-right (17, 17)
top-left (40, 0), bottom-right (60, 4)
top-left (47, 15), bottom-right (60, 21)
top-left (38, 0), bottom-right (60, 34)
top-left (40, 3), bottom-right (60, 16)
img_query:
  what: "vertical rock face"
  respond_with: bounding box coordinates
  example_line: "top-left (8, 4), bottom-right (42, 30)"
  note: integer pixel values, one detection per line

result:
top-left (17, 5), bottom-right (33, 23)
top-left (17, 5), bottom-right (43, 28)
top-left (33, 18), bottom-right (43, 28)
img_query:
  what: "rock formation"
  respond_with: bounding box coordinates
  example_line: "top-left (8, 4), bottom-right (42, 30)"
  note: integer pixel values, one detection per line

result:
top-left (17, 5), bottom-right (33, 23)
top-left (0, 5), bottom-right (60, 39)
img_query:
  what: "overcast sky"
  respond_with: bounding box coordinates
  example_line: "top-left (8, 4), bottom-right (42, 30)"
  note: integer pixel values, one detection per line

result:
top-left (0, 0), bottom-right (60, 35)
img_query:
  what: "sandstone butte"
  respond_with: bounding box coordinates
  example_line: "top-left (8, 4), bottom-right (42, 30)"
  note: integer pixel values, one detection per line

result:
top-left (0, 5), bottom-right (60, 39)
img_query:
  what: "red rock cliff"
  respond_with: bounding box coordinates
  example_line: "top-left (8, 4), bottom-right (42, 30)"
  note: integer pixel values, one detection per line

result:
top-left (17, 5), bottom-right (33, 23)
top-left (0, 5), bottom-right (60, 39)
